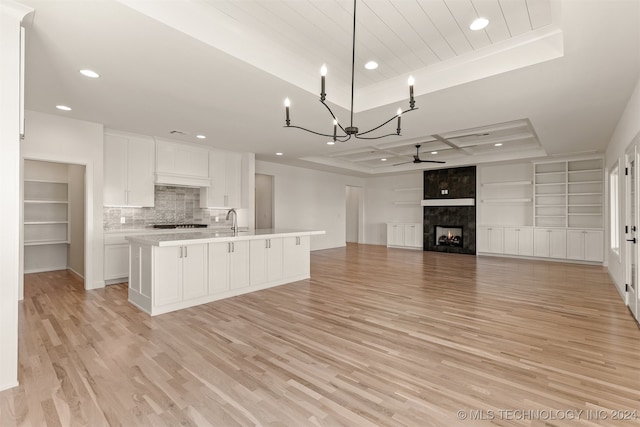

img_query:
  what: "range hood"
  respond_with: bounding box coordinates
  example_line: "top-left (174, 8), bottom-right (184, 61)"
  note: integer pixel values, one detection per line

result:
top-left (155, 172), bottom-right (210, 188)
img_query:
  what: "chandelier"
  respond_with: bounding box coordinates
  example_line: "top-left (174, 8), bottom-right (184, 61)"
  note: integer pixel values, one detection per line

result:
top-left (283, 0), bottom-right (418, 143)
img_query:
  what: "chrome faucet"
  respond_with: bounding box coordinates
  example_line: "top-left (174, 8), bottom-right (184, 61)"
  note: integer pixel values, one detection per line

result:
top-left (226, 208), bottom-right (238, 234)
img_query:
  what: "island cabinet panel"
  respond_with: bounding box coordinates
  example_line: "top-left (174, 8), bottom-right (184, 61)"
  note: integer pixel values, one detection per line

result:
top-left (209, 240), bottom-right (250, 293)
top-left (153, 244), bottom-right (208, 307)
top-left (127, 230), bottom-right (323, 316)
top-left (250, 238), bottom-right (283, 287)
top-left (283, 236), bottom-right (310, 278)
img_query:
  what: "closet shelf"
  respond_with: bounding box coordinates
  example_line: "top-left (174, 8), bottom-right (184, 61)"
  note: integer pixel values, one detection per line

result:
top-left (482, 181), bottom-right (532, 187)
top-left (24, 179), bottom-right (68, 184)
top-left (24, 221), bottom-right (68, 225)
top-left (24, 240), bottom-right (69, 246)
top-left (24, 199), bottom-right (68, 204)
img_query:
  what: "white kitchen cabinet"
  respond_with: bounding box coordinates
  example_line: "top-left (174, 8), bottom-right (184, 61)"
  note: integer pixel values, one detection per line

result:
top-left (503, 227), bottom-right (533, 256)
top-left (566, 229), bottom-right (604, 262)
top-left (477, 226), bottom-right (503, 254)
top-left (209, 240), bottom-right (250, 294)
top-left (200, 149), bottom-right (242, 208)
top-left (387, 223), bottom-right (422, 249)
top-left (283, 235), bottom-right (310, 278)
top-left (155, 139), bottom-right (210, 187)
top-left (250, 238), bottom-right (283, 286)
top-left (533, 229), bottom-right (566, 259)
top-left (104, 132), bottom-right (155, 207)
top-left (154, 244), bottom-right (207, 306)
top-left (104, 244), bottom-right (129, 282)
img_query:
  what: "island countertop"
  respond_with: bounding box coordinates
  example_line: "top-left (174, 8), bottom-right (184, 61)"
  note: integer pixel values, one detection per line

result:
top-left (126, 228), bottom-right (325, 247)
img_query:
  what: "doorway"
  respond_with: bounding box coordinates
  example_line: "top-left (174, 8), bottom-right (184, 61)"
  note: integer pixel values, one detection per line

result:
top-left (21, 159), bottom-right (86, 297)
top-left (255, 174), bottom-right (274, 229)
top-left (625, 145), bottom-right (639, 321)
top-left (346, 186), bottom-right (362, 243)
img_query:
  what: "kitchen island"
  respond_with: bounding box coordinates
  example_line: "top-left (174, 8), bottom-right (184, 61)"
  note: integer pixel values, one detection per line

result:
top-left (126, 229), bottom-right (325, 315)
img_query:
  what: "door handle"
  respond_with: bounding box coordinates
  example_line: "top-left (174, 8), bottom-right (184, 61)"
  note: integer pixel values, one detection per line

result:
top-left (627, 238), bottom-right (636, 243)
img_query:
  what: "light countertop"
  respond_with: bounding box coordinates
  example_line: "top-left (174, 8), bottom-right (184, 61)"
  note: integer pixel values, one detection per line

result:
top-left (125, 228), bottom-right (325, 247)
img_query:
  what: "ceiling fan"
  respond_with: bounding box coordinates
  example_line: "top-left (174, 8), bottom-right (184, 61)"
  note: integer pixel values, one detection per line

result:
top-left (393, 144), bottom-right (446, 166)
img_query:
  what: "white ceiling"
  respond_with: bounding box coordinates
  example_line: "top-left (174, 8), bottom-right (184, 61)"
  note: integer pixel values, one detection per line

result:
top-left (18, 0), bottom-right (640, 176)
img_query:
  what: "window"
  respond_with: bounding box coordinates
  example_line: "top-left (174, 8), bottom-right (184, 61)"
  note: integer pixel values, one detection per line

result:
top-left (610, 163), bottom-right (619, 255)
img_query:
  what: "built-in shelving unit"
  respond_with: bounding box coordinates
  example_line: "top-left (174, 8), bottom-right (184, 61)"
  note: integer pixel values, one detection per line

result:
top-left (23, 161), bottom-right (70, 273)
top-left (478, 162), bottom-right (533, 226)
top-left (533, 159), bottom-right (603, 228)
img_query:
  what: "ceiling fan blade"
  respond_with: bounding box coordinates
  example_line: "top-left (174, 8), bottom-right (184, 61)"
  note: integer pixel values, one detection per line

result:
top-left (417, 160), bottom-right (446, 164)
top-left (393, 161), bottom-right (414, 166)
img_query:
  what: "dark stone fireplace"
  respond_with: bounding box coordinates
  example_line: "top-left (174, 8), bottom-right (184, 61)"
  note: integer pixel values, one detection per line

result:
top-left (423, 166), bottom-right (476, 255)
top-left (435, 225), bottom-right (463, 247)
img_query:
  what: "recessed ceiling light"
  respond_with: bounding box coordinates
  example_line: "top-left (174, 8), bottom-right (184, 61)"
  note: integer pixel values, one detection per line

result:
top-left (364, 61), bottom-right (378, 70)
top-left (470, 17), bottom-right (489, 31)
top-left (431, 151), bottom-right (438, 155)
top-left (275, 152), bottom-right (283, 156)
top-left (56, 105), bottom-right (72, 111)
top-left (494, 143), bottom-right (503, 147)
top-left (326, 141), bottom-right (335, 145)
top-left (196, 134), bottom-right (206, 139)
top-left (381, 158), bottom-right (387, 162)
top-left (79, 69), bottom-right (100, 78)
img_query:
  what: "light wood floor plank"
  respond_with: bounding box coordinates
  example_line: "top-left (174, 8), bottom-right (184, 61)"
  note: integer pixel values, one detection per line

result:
top-left (1, 244), bottom-right (639, 426)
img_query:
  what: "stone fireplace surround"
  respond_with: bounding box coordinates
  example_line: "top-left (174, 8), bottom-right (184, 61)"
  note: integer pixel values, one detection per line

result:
top-left (423, 166), bottom-right (476, 255)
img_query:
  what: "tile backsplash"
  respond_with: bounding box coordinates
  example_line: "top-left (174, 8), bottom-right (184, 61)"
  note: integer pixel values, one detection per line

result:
top-left (104, 186), bottom-right (232, 230)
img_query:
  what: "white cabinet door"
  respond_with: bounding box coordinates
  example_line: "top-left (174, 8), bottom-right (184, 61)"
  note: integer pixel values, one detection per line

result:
top-left (249, 239), bottom-right (267, 286)
top-left (104, 244), bottom-right (129, 280)
top-left (478, 227), bottom-right (503, 253)
top-left (566, 230), bottom-right (584, 260)
top-left (103, 134), bottom-right (128, 206)
top-left (549, 229), bottom-right (567, 259)
top-left (283, 235), bottom-right (310, 278)
top-left (403, 224), bottom-right (422, 248)
top-left (126, 136), bottom-right (155, 207)
top-left (503, 228), bottom-right (518, 255)
top-left (182, 244), bottom-right (208, 300)
top-left (229, 241), bottom-right (250, 289)
top-left (387, 224), bottom-right (404, 246)
top-left (104, 133), bottom-right (154, 207)
top-left (584, 230), bottom-right (604, 262)
top-left (534, 229), bottom-right (550, 257)
top-left (567, 230), bottom-right (603, 262)
top-left (267, 238), bottom-right (284, 282)
top-left (154, 246), bottom-right (182, 307)
top-left (517, 228), bottom-right (534, 256)
top-left (209, 242), bottom-right (229, 294)
top-left (201, 149), bottom-right (243, 208)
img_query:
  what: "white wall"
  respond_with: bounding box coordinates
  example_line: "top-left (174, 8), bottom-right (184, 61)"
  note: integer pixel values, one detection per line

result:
top-left (345, 186), bottom-right (361, 243)
top-left (605, 76), bottom-right (640, 298)
top-left (364, 172), bottom-right (423, 245)
top-left (68, 164), bottom-right (85, 277)
top-left (0, 0), bottom-right (32, 392)
top-left (22, 110), bottom-right (105, 290)
top-left (255, 161), bottom-right (365, 250)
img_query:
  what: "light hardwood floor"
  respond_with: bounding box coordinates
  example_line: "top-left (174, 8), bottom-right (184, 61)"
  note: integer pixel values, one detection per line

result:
top-left (1, 244), bottom-right (639, 426)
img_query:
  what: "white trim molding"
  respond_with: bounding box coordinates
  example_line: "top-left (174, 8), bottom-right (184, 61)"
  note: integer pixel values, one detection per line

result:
top-left (421, 198), bottom-right (475, 207)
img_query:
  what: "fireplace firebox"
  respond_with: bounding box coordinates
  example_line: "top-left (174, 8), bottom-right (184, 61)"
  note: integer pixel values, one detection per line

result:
top-left (435, 226), bottom-right (463, 247)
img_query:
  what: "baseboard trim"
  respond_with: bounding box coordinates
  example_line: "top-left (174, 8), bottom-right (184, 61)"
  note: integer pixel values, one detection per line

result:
top-left (67, 267), bottom-right (84, 280)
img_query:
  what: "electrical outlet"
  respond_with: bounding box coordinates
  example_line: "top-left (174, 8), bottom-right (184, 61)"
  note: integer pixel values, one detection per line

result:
top-left (441, 189), bottom-right (448, 195)
top-left (120, 217), bottom-right (126, 224)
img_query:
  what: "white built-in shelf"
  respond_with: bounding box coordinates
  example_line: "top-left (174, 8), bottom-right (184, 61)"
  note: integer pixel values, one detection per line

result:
top-left (568, 213), bottom-right (601, 216)
top-left (535, 182), bottom-right (566, 186)
top-left (535, 215), bottom-right (566, 218)
top-left (24, 240), bottom-right (70, 246)
top-left (535, 171), bottom-right (566, 175)
top-left (569, 204), bottom-right (601, 207)
top-left (482, 180), bottom-right (532, 187)
top-left (568, 180), bottom-right (601, 184)
top-left (393, 187), bottom-right (421, 192)
top-left (24, 221), bottom-right (69, 225)
top-left (24, 200), bottom-right (69, 204)
top-left (393, 201), bottom-right (420, 206)
top-left (482, 198), bottom-right (532, 203)
top-left (568, 169), bottom-right (602, 173)
top-left (570, 192), bottom-right (602, 196)
top-left (24, 179), bottom-right (68, 184)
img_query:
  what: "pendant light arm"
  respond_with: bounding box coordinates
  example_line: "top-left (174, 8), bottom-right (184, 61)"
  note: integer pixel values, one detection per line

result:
top-left (356, 107), bottom-right (418, 137)
top-left (320, 99), bottom-right (348, 134)
top-left (349, 0), bottom-right (357, 128)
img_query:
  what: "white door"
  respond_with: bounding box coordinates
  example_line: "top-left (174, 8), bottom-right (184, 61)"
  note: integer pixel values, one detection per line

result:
top-left (182, 244), bottom-right (208, 300)
top-left (625, 147), bottom-right (638, 321)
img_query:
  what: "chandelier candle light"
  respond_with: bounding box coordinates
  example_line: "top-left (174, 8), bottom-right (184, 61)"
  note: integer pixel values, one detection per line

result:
top-left (283, 0), bottom-right (418, 142)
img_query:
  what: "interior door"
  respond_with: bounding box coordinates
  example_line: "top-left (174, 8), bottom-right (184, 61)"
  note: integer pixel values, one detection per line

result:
top-left (625, 147), bottom-right (638, 321)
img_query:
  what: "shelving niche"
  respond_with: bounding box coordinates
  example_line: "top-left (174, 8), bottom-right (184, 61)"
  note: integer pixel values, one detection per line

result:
top-left (23, 160), bottom-right (69, 273)
top-left (478, 162), bottom-right (533, 226)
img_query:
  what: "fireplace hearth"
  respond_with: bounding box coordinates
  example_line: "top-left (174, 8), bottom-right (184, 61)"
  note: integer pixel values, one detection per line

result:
top-left (435, 226), bottom-right (463, 247)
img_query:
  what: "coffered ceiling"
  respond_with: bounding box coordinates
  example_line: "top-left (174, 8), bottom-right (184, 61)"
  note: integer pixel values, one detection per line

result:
top-left (17, 0), bottom-right (640, 176)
